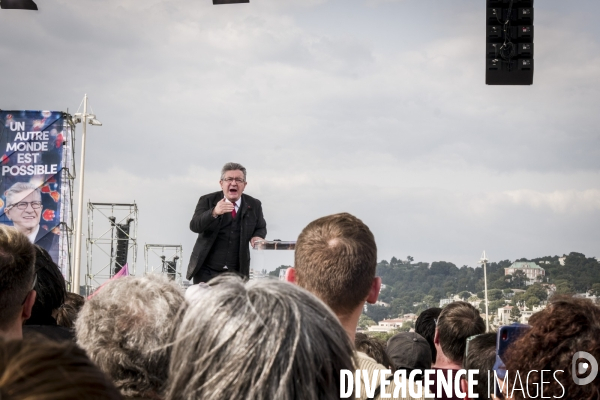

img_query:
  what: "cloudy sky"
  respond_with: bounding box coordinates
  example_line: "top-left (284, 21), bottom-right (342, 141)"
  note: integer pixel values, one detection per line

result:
top-left (1, 0), bottom-right (599, 279)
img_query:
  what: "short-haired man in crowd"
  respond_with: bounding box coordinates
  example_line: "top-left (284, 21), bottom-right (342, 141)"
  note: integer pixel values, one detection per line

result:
top-left (460, 332), bottom-right (497, 400)
top-left (0, 225), bottom-right (37, 340)
top-left (431, 301), bottom-right (486, 400)
top-left (414, 307), bottom-right (442, 365)
top-left (287, 213), bottom-right (425, 400)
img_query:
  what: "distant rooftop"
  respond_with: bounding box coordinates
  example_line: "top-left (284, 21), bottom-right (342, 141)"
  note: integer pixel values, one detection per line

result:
top-left (507, 261), bottom-right (544, 270)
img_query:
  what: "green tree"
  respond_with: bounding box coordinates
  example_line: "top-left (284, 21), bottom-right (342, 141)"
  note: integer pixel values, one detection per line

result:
top-left (590, 283), bottom-right (600, 297)
top-left (430, 261), bottom-right (458, 275)
top-left (487, 299), bottom-right (506, 314)
top-left (511, 270), bottom-right (528, 289)
top-left (458, 291), bottom-right (470, 300)
top-left (555, 280), bottom-right (575, 295)
top-left (488, 289), bottom-right (504, 301)
top-left (510, 306), bottom-right (521, 323)
top-left (369, 330), bottom-right (399, 342)
top-left (365, 305), bottom-right (390, 323)
top-left (399, 321), bottom-right (414, 332)
top-left (390, 298), bottom-right (410, 317)
top-left (422, 295), bottom-right (436, 308)
top-left (358, 314), bottom-right (377, 329)
top-left (525, 283), bottom-right (547, 301)
top-left (511, 292), bottom-right (527, 308)
top-left (407, 256), bottom-right (414, 264)
top-left (525, 296), bottom-right (540, 310)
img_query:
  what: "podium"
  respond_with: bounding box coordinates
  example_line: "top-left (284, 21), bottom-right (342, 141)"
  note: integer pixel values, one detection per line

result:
top-left (249, 240), bottom-right (296, 279)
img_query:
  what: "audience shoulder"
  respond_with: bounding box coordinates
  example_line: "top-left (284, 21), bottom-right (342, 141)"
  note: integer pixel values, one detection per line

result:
top-left (0, 335), bottom-right (122, 399)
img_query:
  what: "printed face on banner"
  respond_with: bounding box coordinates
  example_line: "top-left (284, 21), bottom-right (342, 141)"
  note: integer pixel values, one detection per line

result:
top-left (0, 111), bottom-right (64, 264)
top-left (5, 189), bottom-right (43, 234)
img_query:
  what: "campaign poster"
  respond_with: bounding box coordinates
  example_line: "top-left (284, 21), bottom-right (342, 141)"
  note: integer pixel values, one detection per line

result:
top-left (0, 110), bottom-right (67, 268)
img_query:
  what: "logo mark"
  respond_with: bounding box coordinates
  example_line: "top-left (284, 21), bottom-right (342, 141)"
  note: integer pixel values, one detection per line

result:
top-left (572, 351), bottom-right (598, 386)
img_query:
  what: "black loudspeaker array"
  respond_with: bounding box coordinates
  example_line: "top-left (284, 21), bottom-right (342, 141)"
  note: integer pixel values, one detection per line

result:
top-left (164, 261), bottom-right (177, 280)
top-left (114, 222), bottom-right (132, 275)
top-left (486, 0), bottom-right (534, 85)
top-left (213, 0), bottom-right (249, 4)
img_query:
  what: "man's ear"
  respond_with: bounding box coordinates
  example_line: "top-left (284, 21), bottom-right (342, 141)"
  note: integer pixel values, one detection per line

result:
top-left (434, 327), bottom-right (440, 345)
top-left (285, 267), bottom-right (296, 284)
top-left (366, 277), bottom-right (381, 304)
top-left (21, 290), bottom-right (36, 322)
top-left (460, 378), bottom-right (470, 400)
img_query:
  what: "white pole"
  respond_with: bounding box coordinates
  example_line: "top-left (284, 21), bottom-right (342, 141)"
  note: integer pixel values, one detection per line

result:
top-left (72, 94), bottom-right (88, 294)
top-left (484, 257), bottom-right (489, 332)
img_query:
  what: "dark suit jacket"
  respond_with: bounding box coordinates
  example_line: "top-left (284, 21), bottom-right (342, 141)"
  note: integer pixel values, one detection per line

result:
top-left (186, 191), bottom-right (266, 280)
top-left (34, 226), bottom-right (59, 264)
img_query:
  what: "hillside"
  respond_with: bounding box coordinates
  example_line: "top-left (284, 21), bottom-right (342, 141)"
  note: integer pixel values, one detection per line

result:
top-left (366, 252), bottom-right (600, 322)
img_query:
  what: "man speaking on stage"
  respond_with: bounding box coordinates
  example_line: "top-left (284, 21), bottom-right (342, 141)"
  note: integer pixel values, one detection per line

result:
top-left (186, 162), bottom-right (267, 284)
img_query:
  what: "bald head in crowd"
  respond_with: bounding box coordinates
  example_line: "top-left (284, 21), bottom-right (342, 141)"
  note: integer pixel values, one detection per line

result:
top-left (0, 225), bottom-right (36, 340)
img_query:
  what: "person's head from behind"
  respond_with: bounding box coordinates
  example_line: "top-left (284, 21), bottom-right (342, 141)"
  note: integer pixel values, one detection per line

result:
top-left (0, 225), bottom-right (36, 340)
top-left (0, 335), bottom-right (122, 400)
top-left (415, 307), bottom-right (442, 363)
top-left (287, 213), bottom-right (379, 328)
top-left (167, 275), bottom-right (355, 400)
top-left (27, 245), bottom-right (66, 325)
top-left (4, 182), bottom-right (42, 235)
top-left (387, 332), bottom-right (432, 379)
top-left (355, 333), bottom-right (393, 369)
top-left (504, 296), bottom-right (600, 400)
top-left (435, 301), bottom-right (485, 367)
top-left (75, 274), bottom-right (185, 399)
top-left (56, 292), bottom-right (85, 329)
top-left (459, 332), bottom-right (496, 400)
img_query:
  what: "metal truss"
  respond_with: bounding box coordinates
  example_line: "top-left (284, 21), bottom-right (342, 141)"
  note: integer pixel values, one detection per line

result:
top-left (84, 202), bottom-right (138, 296)
top-left (144, 244), bottom-right (184, 285)
top-left (58, 114), bottom-right (75, 289)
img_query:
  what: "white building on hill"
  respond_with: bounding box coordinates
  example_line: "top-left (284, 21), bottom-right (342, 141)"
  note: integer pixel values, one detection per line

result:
top-left (367, 314), bottom-right (417, 333)
top-left (504, 261), bottom-right (545, 285)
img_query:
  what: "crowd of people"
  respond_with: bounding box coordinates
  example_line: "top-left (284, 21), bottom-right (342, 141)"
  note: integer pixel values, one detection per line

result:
top-left (1, 212), bottom-right (599, 399)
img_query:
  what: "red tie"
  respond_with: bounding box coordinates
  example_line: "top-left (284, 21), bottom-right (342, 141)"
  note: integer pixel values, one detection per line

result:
top-left (232, 204), bottom-right (237, 218)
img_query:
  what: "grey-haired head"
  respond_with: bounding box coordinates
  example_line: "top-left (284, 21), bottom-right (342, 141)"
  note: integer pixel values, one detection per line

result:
top-left (220, 162), bottom-right (246, 181)
top-left (166, 275), bottom-right (355, 400)
top-left (75, 274), bottom-right (185, 399)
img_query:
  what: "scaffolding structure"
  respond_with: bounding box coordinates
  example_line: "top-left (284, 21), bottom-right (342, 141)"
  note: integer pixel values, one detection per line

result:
top-left (59, 114), bottom-right (76, 290)
top-left (84, 202), bottom-right (138, 296)
top-left (144, 244), bottom-right (184, 285)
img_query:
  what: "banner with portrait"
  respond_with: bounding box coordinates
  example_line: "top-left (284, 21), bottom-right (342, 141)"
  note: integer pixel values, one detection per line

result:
top-left (0, 110), bottom-right (70, 271)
